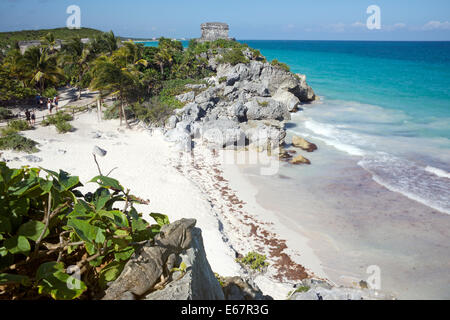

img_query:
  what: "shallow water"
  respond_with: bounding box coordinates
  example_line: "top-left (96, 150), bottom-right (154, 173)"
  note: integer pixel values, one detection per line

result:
top-left (239, 137), bottom-right (450, 299)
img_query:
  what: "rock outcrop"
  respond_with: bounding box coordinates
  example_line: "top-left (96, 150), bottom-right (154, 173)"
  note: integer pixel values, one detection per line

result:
top-left (165, 46), bottom-right (316, 152)
top-left (145, 227), bottom-right (225, 300)
top-left (102, 219), bottom-right (198, 300)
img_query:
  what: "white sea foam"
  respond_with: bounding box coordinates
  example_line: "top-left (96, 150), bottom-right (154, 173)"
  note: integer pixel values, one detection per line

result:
top-left (358, 153), bottom-right (450, 214)
top-left (425, 166), bottom-right (450, 179)
top-left (290, 99), bottom-right (450, 215)
top-left (300, 119), bottom-right (367, 157)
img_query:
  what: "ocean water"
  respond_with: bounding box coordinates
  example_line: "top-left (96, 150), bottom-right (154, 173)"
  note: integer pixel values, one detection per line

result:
top-left (241, 40), bottom-right (450, 214)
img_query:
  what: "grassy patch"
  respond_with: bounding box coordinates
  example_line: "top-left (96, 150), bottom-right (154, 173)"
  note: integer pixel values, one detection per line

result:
top-left (0, 107), bottom-right (13, 120)
top-left (236, 251), bottom-right (269, 272)
top-left (41, 111), bottom-right (73, 133)
top-left (271, 59), bottom-right (290, 72)
top-left (0, 133), bottom-right (39, 153)
top-left (217, 48), bottom-right (249, 66)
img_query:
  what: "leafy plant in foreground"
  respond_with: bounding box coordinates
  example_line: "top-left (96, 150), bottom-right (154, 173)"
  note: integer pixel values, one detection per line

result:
top-left (0, 163), bottom-right (169, 300)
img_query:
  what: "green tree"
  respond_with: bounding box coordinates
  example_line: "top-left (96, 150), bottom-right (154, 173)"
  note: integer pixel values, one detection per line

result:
top-left (90, 54), bottom-right (142, 128)
top-left (61, 37), bottom-right (94, 100)
top-left (21, 47), bottom-right (64, 94)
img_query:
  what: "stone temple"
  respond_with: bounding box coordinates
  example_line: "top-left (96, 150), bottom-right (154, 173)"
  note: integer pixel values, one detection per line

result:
top-left (200, 22), bottom-right (234, 42)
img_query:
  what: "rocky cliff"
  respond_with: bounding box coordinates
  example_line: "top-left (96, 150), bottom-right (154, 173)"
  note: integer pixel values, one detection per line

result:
top-left (164, 45), bottom-right (316, 153)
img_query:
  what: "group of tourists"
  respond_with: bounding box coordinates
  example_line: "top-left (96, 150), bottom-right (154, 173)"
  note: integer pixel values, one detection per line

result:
top-left (35, 94), bottom-right (60, 114)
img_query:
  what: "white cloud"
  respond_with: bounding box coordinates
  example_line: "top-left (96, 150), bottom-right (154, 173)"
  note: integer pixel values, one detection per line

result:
top-left (422, 21), bottom-right (450, 30)
top-left (351, 21), bottom-right (366, 29)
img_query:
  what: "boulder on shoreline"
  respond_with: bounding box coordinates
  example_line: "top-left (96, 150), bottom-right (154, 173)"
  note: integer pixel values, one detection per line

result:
top-left (290, 154), bottom-right (311, 165)
top-left (292, 135), bottom-right (317, 152)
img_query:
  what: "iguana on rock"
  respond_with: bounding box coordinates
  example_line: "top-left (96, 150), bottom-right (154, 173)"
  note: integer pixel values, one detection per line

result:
top-left (102, 218), bottom-right (197, 300)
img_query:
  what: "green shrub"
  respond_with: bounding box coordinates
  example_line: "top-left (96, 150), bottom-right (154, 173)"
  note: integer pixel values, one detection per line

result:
top-left (218, 76), bottom-right (227, 84)
top-left (236, 251), bottom-right (269, 272)
top-left (217, 48), bottom-right (249, 66)
top-left (42, 112), bottom-right (74, 133)
top-left (271, 59), bottom-right (290, 72)
top-left (0, 163), bottom-right (169, 300)
top-left (7, 119), bottom-right (31, 132)
top-left (0, 133), bottom-right (39, 153)
top-left (0, 107), bottom-right (13, 120)
top-left (42, 87), bottom-right (58, 98)
top-left (131, 97), bottom-right (174, 126)
top-left (1, 126), bottom-right (19, 137)
top-left (55, 120), bottom-right (72, 133)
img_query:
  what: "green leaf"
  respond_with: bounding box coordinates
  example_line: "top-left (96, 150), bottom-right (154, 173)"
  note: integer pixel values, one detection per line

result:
top-left (9, 197), bottom-right (30, 217)
top-left (92, 188), bottom-right (111, 210)
top-left (150, 213), bottom-right (170, 227)
top-left (38, 178), bottom-right (53, 194)
top-left (0, 216), bottom-right (12, 234)
top-left (131, 217), bottom-right (149, 232)
top-left (17, 220), bottom-right (49, 242)
top-left (99, 210), bottom-right (129, 228)
top-left (67, 218), bottom-right (106, 244)
top-left (0, 273), bottom-right (31, 286)
top-left (89, 175), bottom-right (124, 191)
top-left (4, 235), bottom-right (30, 256)
top-left (99, 260), bottom-right (126, 289)
top-left (36, 262), bottom-right (87, 300)
top-left (58, 170), bottom-right (80, 191)
top-left (114, 246), bottom-right (134, 261)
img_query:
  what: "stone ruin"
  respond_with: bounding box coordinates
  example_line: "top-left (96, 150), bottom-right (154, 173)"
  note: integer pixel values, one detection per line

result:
top-left (200, 22), bottom-right (234, 42)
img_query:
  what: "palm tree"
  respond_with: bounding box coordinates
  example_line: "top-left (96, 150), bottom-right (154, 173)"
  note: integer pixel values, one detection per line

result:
top-left (21, 47), bottom-right (64, 94)
top-left (2, 49), bottom-right (27, 85)
top-left (90, 55), bottom-right (140, 128)
top-left (154, 47), bottom-right (172, 77)
top-left (62, 37), bottom-right (94, 100)
top-left (40, 32), bottom-right (58, 55)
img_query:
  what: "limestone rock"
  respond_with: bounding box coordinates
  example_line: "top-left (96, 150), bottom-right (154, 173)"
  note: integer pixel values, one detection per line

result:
top-left (290, 155), bottom-right (311, 165)
top-left (221, 276), bottom-right (272, 300)
top-left (102, 219), bottom-right (197, 300)
top-left (93, 146), bottom-right (107, 157)
top-left (292, 135), bottom-right (317, 152)
top-left (272, 89), bottom-right (300, 112)
top-left (175, 91), bottom-right (195, 103)
top-left (245, 98), bottom-right (291, 122)
top-left (145, 228), bottom-right (225, 300)
top-left (22, 155), bottom-right (42, 163)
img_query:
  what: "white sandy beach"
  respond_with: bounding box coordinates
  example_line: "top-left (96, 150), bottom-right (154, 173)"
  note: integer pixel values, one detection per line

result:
top-left (0, 104), bottom-right (330, 299)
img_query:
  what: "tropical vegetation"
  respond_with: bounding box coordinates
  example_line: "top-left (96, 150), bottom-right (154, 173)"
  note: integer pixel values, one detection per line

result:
top-left (0, 162), bottom-right (170, 300)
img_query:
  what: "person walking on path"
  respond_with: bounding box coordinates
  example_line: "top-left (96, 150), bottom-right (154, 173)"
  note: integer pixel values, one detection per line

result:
top-left (47, 99), bottom-right (52, 114)
top-left (54, 96), bottom-right (59, 112)
top-left (31, 110), bottom-right (36, 126)
top-left (25, 109), bottom-right (31, 126)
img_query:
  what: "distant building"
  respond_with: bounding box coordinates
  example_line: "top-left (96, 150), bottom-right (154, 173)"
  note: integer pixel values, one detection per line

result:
top-left (199, 22), bottom-right (234, 42)
top-left (18, 38), bottom-right (90, 54)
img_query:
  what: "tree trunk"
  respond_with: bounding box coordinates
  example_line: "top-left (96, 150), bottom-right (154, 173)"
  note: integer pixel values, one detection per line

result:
top-left (118, 102), bottom-right (123, 126)
top-left (121, 101), bottom-right (130, 129)
top-left (159, 63), bottom-right (164, 76)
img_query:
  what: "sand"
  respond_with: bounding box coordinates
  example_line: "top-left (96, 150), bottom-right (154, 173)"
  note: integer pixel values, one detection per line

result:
top-left (1, 103), bottom-right (329, 299)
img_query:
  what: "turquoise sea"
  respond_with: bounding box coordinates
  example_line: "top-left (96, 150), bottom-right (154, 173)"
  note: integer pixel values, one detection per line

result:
top-left (243, 40), bottom-right (450, 214)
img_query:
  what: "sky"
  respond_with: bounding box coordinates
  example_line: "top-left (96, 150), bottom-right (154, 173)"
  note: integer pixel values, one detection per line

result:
top-left (0, 0), bottom-right (449, 40)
